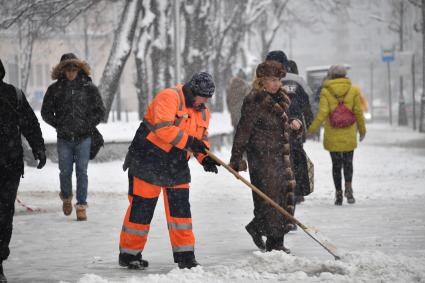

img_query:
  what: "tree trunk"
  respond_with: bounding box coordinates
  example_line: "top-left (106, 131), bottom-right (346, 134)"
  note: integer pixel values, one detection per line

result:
top-left (164, 8), bottom-right (173, 87)
top-left (182, 1), bottom-right (210, 81)
top-left (98, 0), bottom-right (142, 122)
top-left (18, 21), bottom-right (35, 93)
top-left (134, 22), bottom-right (151, 120)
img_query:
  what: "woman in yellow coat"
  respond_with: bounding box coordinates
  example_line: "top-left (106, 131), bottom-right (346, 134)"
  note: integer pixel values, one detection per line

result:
top-left (307, 65), bottom-right (366, 205)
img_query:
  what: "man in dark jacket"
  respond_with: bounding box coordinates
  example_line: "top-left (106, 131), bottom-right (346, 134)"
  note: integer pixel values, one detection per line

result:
top-left (0, 59), bottom-right (46, 283)
top-left (41, 53), bottom-right (105, 221)
top-left (266, 51), bottom-right (314, 228)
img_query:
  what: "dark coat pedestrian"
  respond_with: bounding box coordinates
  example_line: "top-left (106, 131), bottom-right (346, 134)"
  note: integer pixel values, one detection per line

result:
top-left (0, 59), bottom-right (46, 282)
top-left (266, 52), bottom-right (314, 204)
top-left (41, 53), bottom-right (105, 221)
top-left (229, 61), bottom-right (297, 253)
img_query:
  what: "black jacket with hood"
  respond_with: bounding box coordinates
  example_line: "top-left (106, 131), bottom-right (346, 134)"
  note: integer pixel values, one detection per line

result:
top-left (41, 54), bottom-right (105, 142)
top-left (0, 59), bottom-right (45, 174)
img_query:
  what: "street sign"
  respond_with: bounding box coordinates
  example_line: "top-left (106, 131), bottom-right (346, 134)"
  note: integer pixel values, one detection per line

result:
top-left (382, 49), bottom-right (395, 62)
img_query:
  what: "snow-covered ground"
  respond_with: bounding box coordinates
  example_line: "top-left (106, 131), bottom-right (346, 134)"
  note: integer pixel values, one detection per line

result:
top-left (5, 122), bottom-right (425, 282)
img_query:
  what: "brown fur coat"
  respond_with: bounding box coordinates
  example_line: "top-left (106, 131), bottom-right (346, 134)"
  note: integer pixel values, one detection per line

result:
top-left (230, 87), bottom-right (296, 237)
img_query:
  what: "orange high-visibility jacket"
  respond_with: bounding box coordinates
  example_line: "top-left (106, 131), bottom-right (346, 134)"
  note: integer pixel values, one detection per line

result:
top-left (126, 84), bottom-right (211, 187)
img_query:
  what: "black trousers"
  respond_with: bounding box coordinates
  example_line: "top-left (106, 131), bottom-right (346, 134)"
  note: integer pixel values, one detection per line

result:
top-left (0, 168), bottom-right (21, 262)
top-left (290, 142), bottom-right (310, 197)
top-left (330, 151), bottom-right (354, 191)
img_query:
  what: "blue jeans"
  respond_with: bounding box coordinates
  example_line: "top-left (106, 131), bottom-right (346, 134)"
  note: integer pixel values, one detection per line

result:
top-left (57, 137), bottom-right (91, 205)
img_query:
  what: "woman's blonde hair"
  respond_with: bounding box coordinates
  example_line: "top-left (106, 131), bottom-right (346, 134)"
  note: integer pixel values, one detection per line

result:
top-left (252, 76), bottom-right (265, 91)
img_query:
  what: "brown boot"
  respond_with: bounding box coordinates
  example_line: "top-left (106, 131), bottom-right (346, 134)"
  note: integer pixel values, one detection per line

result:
top-left (75, 204), bottom-right (87, 221)
top-left (59, 193), bottom-right (73, 216)
top-left (344, 182), bottom-right (355, 204)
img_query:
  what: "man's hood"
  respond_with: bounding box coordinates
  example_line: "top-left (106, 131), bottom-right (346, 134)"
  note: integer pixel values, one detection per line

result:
top-left (0, 59), bottom-right (5, 81)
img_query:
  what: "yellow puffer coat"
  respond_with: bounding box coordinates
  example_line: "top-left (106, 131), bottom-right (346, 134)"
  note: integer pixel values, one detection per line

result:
top-left (307, 78), bottom-right (366, 152)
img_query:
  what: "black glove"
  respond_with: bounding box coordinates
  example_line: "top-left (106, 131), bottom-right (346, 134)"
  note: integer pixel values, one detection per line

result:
top-left (122, 151), bottom-right (132, 172)
top-left (188, 137), bottom-right (208, 154)
top-left (202, 156), bottom-right (220, 174)
top-left (229, 159), bottom-right (247, 172)
top-left (34, 150), bottom-right (46, 169)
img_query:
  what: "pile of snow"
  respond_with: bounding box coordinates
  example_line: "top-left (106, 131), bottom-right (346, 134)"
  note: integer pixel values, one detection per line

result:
top-left (75, 251), bottom-right (425, 283)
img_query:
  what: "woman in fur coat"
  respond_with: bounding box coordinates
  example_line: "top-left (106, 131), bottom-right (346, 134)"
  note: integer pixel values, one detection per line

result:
top-left (229, 61), bottom-right (299, 253)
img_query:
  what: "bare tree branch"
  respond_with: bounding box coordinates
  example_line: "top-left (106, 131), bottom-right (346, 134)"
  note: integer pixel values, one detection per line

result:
top-left (408, 0), bottom-right (421, 7)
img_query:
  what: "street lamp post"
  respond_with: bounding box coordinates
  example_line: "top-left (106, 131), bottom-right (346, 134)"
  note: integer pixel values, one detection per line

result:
top-left (397, 1), bottom-right (408, 126)
top-left (412, 53), bottom-right (416, 130)
top-left (387, 61), bottom-right (393, 125)
top-left (382, 48), bottom-right (395, 125)
top-left (370, 7), bottom-right (408, 126)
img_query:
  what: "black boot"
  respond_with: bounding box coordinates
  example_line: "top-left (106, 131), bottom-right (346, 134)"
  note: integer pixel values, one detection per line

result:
top-left (0, 262), bottom-right (6, 283)
top-left (335, 190), bottom-right (343, 206)
top-left (265, 236), bottom-right (290, 254)
top-left (119, 252), bottom-right (149, 269)
top-left (245, 222), bottom-right (265, 250)
top-left (295, 195), bottom-right (305, 204)
top-left (177, 258), bottom-right (200, 269)
top-left (344, 182), bottom-right (355, 204)
top-left (283, 223), bottom-right (296, 234)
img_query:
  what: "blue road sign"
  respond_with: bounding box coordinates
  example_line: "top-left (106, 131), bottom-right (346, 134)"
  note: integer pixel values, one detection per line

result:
top-left (382, 55), bottom-right (395, 62)
top-left (382, 49), bottom-right (395, 62)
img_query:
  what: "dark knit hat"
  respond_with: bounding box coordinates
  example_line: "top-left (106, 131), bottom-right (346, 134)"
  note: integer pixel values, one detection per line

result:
top-left (256, 61), bottom-right (286, 79)
top-left (187, 72), bottom-right (215, 97)
top-left (266, 50), bottom-right (289, 70)
top-left (60, 53), bottom-right (78, 62)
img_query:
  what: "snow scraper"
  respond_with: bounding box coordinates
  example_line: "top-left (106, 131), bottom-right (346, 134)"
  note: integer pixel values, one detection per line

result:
top-left (206, 149), bottom-right (341, 260)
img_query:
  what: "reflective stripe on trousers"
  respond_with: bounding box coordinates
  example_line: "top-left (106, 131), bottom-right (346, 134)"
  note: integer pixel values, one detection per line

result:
top-left (119, 176), bottom-right (195, 255)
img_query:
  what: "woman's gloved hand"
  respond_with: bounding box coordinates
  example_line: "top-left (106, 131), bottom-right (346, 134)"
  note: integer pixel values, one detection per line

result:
top-left (229, 159), bottom-right (247, 172)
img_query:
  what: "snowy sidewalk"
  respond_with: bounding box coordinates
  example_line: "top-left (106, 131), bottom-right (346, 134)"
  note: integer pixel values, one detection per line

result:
top-left (5, 123), bottom-right (425, 282)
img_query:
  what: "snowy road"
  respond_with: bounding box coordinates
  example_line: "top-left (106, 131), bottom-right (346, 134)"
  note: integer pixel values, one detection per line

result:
top-left (5, 124), bottom-right (425, 282)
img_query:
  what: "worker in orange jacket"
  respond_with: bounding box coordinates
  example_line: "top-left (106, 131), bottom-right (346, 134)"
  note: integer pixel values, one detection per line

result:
top-left (119, 72), bottom-right (220, 270)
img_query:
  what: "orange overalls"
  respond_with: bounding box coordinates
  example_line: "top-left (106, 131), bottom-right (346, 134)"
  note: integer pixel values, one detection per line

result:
top-left (119, 84), bottom-right (210, 262)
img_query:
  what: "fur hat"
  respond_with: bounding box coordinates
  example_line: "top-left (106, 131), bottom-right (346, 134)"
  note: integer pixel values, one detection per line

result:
top-left (51, 53), bottom-right (91, 80)
top-left (266, 50), bottom-right (289, 70)
top-left (327, 65), bottom-right (347, 79)
top-left (256, 61), bottom-right (286, 79)
top-left (187, 72), bottom-right (215, 97)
